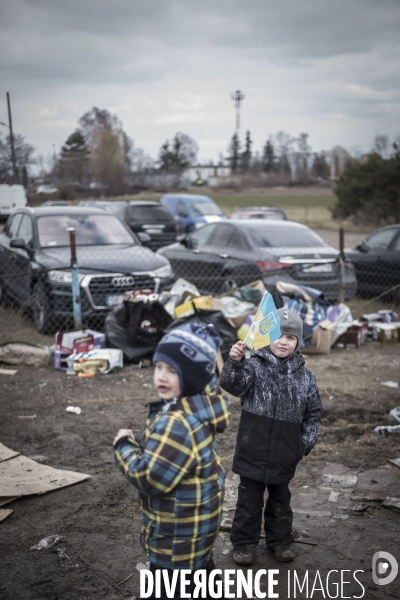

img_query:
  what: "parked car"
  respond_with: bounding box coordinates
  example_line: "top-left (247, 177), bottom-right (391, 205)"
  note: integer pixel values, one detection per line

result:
top-left (230, 206), bottom-right (287, 220)
top-left (160, 193), bottom-right (226, 234)
top-left (41, 200), bottom-right (70, 206)
top-left (0, 207), bottom-right (173, 333)
top-left (89, 182), bottom-right (109, 190)
top-left (0, 184), bottom-right (27, 219)
top-left (78, 200), bottom-right (177, 250)
top-left (345, 225), bottom-right (400, 299)
top-left (36, 185), bottom-right (59, 195)
top-left (158, 220), bottom-right (356, 301)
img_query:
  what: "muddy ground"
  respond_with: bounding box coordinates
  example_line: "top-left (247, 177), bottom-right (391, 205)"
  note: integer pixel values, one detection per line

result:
top-left (0, 341), bottom-right (400, 600)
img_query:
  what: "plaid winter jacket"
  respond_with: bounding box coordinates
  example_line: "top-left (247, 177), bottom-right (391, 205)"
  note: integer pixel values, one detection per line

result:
top-left (219, 347), bottom-right (322, 484)
top-left (114, 378), bottom-right (230, 570)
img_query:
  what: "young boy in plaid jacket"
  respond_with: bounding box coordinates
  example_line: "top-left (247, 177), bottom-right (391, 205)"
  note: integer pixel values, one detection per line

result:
top-left (113, 324), bottom-right (230, 599)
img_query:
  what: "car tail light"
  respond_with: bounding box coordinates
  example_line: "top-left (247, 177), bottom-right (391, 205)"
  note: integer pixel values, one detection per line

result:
top-left (344, 260), bottom-right (355, 269)
top-left (257, 261), bottom-right (292, 272)
top-left (174, 223), bottom-right (179, 235)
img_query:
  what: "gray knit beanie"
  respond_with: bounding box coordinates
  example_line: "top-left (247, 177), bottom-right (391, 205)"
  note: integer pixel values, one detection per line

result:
top-left (278, 308), bottom-right (303, 350)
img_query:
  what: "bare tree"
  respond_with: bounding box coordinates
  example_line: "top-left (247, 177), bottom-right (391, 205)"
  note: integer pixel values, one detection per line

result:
top-left (0, 132), bottom-right (35, 183)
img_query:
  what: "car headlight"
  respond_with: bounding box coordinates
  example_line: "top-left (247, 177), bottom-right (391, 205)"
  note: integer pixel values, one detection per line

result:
top-left (150, 264), bottom-right (173, 278)
top-left (48, 270), bottom-right (85, 284)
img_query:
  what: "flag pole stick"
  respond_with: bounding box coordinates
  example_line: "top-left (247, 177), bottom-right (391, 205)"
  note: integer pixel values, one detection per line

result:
top-left (243, 291), bottom-right (268, 346)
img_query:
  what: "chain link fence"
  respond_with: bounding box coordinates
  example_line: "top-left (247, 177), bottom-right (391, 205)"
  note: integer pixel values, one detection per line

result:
top-left (0, 209), bottom-right (399, 345)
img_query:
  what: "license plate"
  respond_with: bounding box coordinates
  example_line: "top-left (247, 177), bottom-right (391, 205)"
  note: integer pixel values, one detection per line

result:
top-left (105, 295), bottom-right (125, 306)
top-left (144, 228), bottom-right (162, 234)
top-left (302, 264), bottom-right (333, 273)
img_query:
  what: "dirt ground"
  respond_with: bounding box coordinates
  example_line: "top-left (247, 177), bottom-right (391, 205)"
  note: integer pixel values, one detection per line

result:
top-left (0, 341), bottom-right (400, 600)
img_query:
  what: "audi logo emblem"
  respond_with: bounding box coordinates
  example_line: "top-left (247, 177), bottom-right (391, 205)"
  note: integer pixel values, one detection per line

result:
top-left (111, 276), bottom-right (135, 287)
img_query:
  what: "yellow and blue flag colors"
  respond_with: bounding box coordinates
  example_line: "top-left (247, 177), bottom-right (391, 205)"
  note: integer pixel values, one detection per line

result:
top-left (244, 291), bottom-right (281, 350)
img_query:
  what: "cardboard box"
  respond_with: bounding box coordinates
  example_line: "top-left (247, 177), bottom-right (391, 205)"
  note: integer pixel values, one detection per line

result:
top-left (174, 296), bottom-right (223, 319)
top-left (55, 329), bottom-right (106, 354)
top-left (54, 350), bottom-right (71, 371)
top-left (374, 323), bottom-right (399, 344)
top-left (304, 330), bottom-right (331, 355)
top-left (336, 321), bottom-right (369, 349)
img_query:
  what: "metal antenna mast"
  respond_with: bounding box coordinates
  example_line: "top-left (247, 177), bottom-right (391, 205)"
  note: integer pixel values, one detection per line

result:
top-left (230, 90), bottom-right (245, 132)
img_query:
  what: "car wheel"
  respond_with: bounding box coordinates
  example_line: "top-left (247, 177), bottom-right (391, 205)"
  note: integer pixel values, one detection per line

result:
top-left (32, 281), bottom-right (53, 334)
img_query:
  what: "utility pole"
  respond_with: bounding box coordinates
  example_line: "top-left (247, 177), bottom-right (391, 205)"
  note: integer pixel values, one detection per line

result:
top-left (230, 90), bottom-right (245, 133)
top-left (6, 92), bottom-right (17, 183)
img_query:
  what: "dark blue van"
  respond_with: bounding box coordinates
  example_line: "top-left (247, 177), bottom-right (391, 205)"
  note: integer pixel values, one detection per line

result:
top-left (160, 194), bottom-right (226, 234)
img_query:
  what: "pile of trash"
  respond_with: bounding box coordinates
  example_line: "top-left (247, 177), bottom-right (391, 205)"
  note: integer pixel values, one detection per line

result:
top-left (51, 280), bottom-right (399, 371)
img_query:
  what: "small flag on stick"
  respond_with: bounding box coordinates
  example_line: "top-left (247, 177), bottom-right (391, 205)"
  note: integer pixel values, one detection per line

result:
top-left (244, 292), bottom-right (281, 350)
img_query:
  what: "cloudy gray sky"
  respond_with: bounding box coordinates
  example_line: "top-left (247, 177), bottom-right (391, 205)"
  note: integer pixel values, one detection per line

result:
top-left (1, 0), bottom-right (400, 166)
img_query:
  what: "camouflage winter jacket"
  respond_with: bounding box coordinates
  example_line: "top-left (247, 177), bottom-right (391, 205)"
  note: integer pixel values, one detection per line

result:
top-left (219, 347), bottom-right (322, 484)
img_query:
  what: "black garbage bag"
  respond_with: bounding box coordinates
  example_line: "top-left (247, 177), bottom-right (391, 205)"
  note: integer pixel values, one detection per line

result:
top-left (166, 309), bottom-right (237, 360)
top-left (105, 300), bottom-right (173, 362)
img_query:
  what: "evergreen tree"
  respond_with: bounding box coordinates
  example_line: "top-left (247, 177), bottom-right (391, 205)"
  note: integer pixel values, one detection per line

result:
top-left (56, 130), bottom-right (88, 184)
top-left (333, 150), bottom-right (400, 225)
top-left (262, 139), bottom-right (276, 173)
top-left (241, 130), bottom-right (252, 172)
top-left (227, 133), bottom-right (241, 173)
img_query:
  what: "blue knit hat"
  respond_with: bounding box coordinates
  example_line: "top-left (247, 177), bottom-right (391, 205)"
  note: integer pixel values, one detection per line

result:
top-left (153, 323), bottom-right (222, 396)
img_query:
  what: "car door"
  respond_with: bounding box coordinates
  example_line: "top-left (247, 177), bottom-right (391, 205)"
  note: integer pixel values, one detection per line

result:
top-left (175, 201), bottom-right (189, 234)
top-left (376, 228), bottom-right (400, 293)
top-left (0, 213), bottom-right (24, 300)
top-left (162, 224), bottom-right (219, 291)
top-left (212, 224), bottom-right (261, 290)
top-left (354, 228), bottom-right (398, 294)
top-left (11, 214), bottom-right (34, 303)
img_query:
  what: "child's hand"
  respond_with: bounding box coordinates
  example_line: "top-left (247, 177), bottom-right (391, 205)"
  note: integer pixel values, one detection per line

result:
top-left (113, 429), bottom-right (135, 446)
top-left (229, 341), bottom-right (246, 362)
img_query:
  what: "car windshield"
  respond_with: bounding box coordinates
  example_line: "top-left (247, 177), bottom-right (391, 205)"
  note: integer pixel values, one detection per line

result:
top-left (248, 213), bottom-right (284, 220)
top-left (251, 228), bottom-right (327, 248)
top-left (129, 205), bottom-right (173, 223)
top-left (37, 214), bottom-right (135, 247)
top-left (187, 202), bottom-right (223, 216)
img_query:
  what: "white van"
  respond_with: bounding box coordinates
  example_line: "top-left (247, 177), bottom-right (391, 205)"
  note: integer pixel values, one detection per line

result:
top-left (0, 184), bottom-right (27, 219)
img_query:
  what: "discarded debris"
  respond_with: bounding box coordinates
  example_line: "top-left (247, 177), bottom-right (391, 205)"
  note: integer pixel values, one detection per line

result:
top-left (0, 368), bottom-right (18, 375)
top-left (350, 494), bottom-right (384, 503)
top-left (387, 458), bottom-right (400, 468)
top-left (322, 474), bottom-right (358, 487)
top-left (18, 414), bottom-right (37, 419)
top-left (30, 535), bottom-right (66, 551)
top-left (381, 381), bottom-right (399, 388)
top-left (348, 502), bottom-right (369, 513)
top-left (0, 344), bottom-right (51, 367)
top-left (66, 406), bottom-right (81, 415)
top-left (381, 497), bottom-right (400, 513)
top-left (389, 407), bottom-right (400, 423)
top-left (136, 562), bottom-right (150, 572)
top-left (372, 425), bottom-right (400, 435)
top-left (0, 508), bottom-right (12, 522)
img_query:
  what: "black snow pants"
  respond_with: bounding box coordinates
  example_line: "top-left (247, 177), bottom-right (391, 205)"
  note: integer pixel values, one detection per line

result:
top-left (230, 476), bottom-right (293, 550)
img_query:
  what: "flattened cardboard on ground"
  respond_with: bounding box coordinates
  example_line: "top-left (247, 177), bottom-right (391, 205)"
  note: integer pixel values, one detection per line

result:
top-left (0, 445), bottom-right (90, 504)
top-left (0, 443), bottom-right (20, 462)
top-left (0, 508), bottom-right (13, 521)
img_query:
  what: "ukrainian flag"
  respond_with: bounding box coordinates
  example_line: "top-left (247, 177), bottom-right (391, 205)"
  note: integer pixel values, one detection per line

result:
top-left (245, 292), bottom-right (281, 350)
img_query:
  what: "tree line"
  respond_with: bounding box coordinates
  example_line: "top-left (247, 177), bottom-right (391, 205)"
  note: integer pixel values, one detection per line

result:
top-left (0, 106), bottom-right (398, 225)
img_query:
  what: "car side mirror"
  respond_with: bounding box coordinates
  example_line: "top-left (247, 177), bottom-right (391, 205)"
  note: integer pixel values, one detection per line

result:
top-left (177, 234), bottom-right (188, 246)
top-left (355, 241), bottom-right (369, 252)
top-left (10, 237), bottom-right (27, 250)
top-left (137, 232), bottom-right (151, 244)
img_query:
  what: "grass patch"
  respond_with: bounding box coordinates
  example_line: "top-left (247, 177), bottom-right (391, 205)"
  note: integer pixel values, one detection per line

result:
top-left (212, 195), bottom-right (336, 210)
